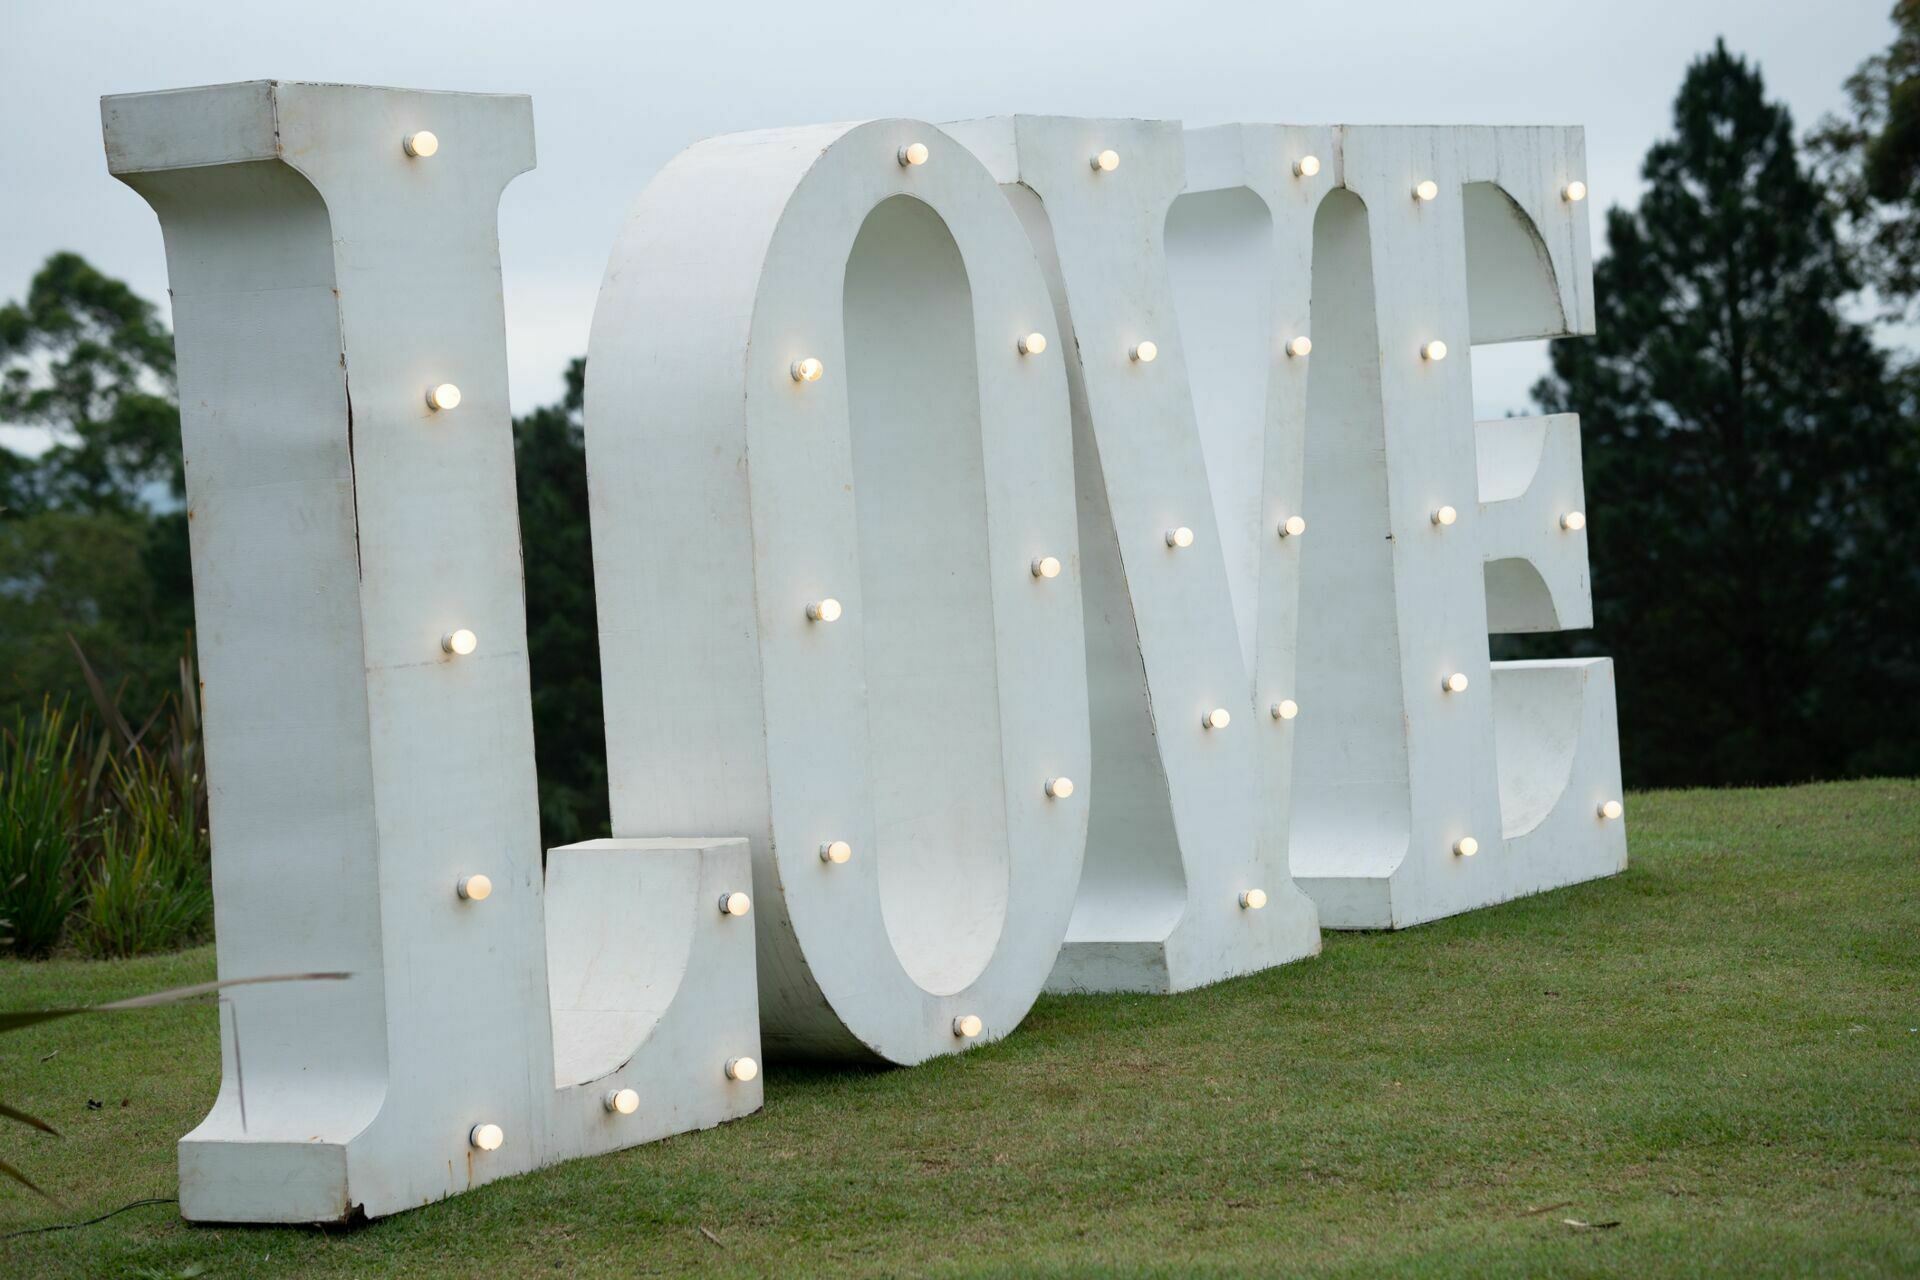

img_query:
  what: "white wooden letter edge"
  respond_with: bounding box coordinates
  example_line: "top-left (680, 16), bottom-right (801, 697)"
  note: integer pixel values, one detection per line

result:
top-left (101, 81), bottom-right (762, 1224)
top-left (1166, 120), bottom-right (1627, 929)
top-left (587, 120), bottom-right (1094, 1063)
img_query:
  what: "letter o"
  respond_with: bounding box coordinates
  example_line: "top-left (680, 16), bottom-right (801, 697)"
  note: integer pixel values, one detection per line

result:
top-left (587, 120), bottom-right (1091, 1064)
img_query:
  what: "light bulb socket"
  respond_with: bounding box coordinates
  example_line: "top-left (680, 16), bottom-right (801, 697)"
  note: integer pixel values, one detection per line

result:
top-left (725, 1056), bottom-right (758, 1082)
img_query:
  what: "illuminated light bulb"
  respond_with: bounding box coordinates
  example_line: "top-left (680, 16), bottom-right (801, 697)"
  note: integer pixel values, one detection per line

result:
top-left (724, 1056), bottom-right (758, 1082)
top-left (1165, 526), bottom-right (1194, 549)
top-left (1563, 180), bottom-right (1588, 202)
top-left (1421, 340), bottom-right (1449, 362)
top-left (952, 1014), bottom-right (983, 1038)
top-left (1271, 698), bottom-right (1299, 721)
top-left (1413, 179), bottom-right (1439, 202)
top-left (897, 141), bottom-right (929, 167)
top-left (819, 839), bottom-right (852, 864)
top-left (604, 1087), bottom-right (640, 1115)
top-left (1031, 555), bottom-right (1062, 579)
top-left (1130, 340), bottom-right (1158, 363)
top-left (1044, 776), bottom-right (1074, 800)
top-left (1432, 505), bottom-right (1458, 527)
top-left (1560, 511), bottom-right (1586, 531)
top-left (718, 890), bottom-right (752, 917)
top-left (806, 598), bottom-right (842, 623)
top-left (1090, 148), bottom-right (1120, 172)
top-left (442, 629), bottom-right (478, 656)
top-left (426, 383), bottom-right (462, 411)
top-left (790, 357), bottom-right (824, 383)
top-left (456, 873), bottom-right (492, 902)
top-left (1278, 515), bottom-right (1307, 539)
top-left (469, 1123), bottom-right (503, 1151)
top-left (1203, 707), bottom-right (1232, 730)
top-left (1598, 799), bottom-right (1624, 821)
top-left (1239, 888), bottom-right (1268, 910)
top-left (1443, 672), bottom-right (1470, 694)
top-left (1018, 332), bottom-right (1048, 356)
top-left (403, 130), bottom-right (439, 158)
top-left (1286, 336), bottom-right (1312, 358)
top-left (1453, 836), bottom-right (1479, 858)
top-left (1293, 155), bottom-right (1320, 178)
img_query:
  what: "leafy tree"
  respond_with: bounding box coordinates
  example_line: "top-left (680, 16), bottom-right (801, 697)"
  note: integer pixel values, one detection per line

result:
top-left (513, 358), bottom-right (609, 844)
top-left (1, 251), bottom-right (182, 515)
top-left (1532, 41), bottom-right (1920, 786)
top-left (1, 254), bottom-right (192, 716)
top-left (1811, 1), bottom-right (1920, 317)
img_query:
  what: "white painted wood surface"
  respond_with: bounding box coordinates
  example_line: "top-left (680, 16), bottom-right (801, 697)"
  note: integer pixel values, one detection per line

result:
top-left (104, 81), bottom-right (761, 1224)
top-left (100, 81), bottom-right (1630, 1224)
top-left (587, 119), bottom-right (1091, 1063)
top-left (947, 116), bottom-right (1324, 993)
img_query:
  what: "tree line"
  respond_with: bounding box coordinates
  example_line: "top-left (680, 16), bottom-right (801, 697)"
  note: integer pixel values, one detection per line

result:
top-left (5, 18), bottom-right (1918, 845)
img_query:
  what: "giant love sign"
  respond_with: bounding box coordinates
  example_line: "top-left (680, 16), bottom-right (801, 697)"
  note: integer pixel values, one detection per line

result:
top-left (100, 81), bottom-right (1624, 1223)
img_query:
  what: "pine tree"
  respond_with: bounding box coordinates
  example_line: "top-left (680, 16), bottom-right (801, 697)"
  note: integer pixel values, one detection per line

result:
top-left (1533, 41), bottom-right (1917, 785)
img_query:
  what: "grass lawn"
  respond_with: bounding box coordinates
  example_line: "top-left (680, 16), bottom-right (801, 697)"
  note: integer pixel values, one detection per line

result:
top-left (1, 779), bottom-right (1916, 1277)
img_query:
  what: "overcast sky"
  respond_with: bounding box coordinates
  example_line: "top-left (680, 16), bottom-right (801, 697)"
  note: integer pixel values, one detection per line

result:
top-left (0, 1), bottom-right (1897, 422)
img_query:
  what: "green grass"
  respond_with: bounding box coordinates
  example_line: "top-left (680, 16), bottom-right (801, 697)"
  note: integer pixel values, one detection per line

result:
top-left (2, 779), bottom-right (1916, 1277)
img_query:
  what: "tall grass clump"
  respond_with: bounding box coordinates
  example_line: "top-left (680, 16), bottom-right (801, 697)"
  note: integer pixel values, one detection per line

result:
top-left (0, 701), bottom-right (88, 957)
top-left (73, 749), bottom-right (213, 958)
top-left (67, 643), bottom-right (212, 958)
top-left (1, 640), bottom-right (213, 958)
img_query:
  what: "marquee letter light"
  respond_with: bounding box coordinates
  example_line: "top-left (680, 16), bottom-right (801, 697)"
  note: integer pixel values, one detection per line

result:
top-left (586, 121), bottom-right (1092, 1062)
top-left (941, 117), bottom-right (1322, 993)
top-left (102, 82), bottom-right (761, 1223)
top-left (1166, 122), bottom-right (1625, 928)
